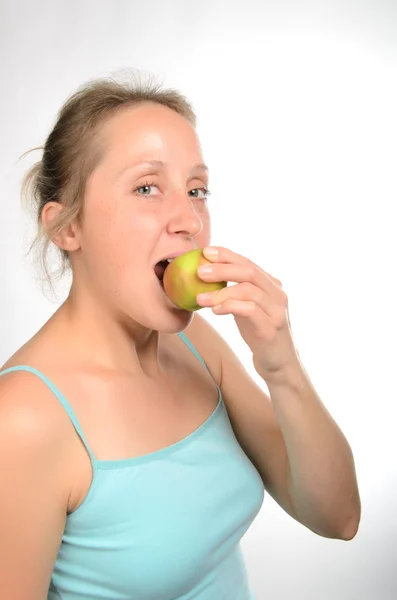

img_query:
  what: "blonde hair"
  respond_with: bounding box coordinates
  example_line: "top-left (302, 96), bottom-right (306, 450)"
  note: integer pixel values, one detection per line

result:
top-left (21, 71), bottom-right (197, 286)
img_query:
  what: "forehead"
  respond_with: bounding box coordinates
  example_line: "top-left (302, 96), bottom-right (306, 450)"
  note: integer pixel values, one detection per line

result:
top-left (99, 103), bottom-right (202, 158)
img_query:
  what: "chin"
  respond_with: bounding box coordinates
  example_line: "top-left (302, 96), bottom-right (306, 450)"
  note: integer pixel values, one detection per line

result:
top-left (154, 306), bottom-right (195, 335)
top-left (125, 277), bottom-right (196, 334)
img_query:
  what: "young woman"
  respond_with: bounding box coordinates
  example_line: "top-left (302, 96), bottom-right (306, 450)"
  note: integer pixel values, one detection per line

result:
top-left (0, 75), bottom-right (361, 599)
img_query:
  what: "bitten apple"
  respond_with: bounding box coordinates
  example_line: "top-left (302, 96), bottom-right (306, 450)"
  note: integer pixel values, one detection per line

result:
top-left (163, 248), bottom-right (227, 311)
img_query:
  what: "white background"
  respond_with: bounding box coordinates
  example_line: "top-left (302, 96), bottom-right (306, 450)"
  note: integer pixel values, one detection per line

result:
top-left (1, 1), bottom-right (396, 598)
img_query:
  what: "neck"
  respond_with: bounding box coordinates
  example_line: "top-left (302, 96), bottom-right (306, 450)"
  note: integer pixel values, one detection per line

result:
top-left (49, 288), bottom-right (170, 379)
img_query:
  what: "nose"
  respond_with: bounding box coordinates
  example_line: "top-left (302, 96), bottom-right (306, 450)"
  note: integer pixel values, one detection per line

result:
top-left (166, 193), bottom-right (203, 237)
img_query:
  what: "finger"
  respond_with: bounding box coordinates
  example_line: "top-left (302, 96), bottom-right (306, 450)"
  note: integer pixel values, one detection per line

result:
top-left (203, 247), bottom-right (283, 288)
top-left (203, 246), bottom-right (249, 265)
top-left (198, 262), bottom-right (285, 300)
top-left (199, 282), bottom-right (287, 325)
top-left (212, 300), bottom-right (278, 342)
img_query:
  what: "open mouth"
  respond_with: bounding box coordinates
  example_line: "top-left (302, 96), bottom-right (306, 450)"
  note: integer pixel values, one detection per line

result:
top-left (154, 258), bottom-right (174, 287)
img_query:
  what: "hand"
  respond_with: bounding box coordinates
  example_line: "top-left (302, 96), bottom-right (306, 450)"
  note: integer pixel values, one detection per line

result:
top-left (196, 246), bottom-right (301, 383)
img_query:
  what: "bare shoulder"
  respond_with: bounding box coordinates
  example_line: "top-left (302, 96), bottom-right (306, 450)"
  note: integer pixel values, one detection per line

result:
top-left (0, 370), bottom-right (71, 597)
top-left (0, 367), bottom-right (71, 443)
top-left (0, 367), bottom-right (79, 479)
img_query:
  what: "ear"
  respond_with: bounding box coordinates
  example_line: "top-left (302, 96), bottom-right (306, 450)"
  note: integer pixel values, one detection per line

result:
top-left (41, 202), bottom-right (81, 252)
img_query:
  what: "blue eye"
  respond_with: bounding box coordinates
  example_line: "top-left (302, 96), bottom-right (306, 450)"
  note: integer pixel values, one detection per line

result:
top-left (132, 181), bottom-right (211, 199)
top-left (189, 187), bottom-right (211, 200)
top-left (134, 182), bottom-right (159, 196)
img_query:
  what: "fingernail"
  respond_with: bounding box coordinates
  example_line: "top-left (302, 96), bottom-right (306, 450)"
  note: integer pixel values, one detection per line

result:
top-left (204, 246), bottom-right (218, 257)
top-left (197, 293), bottom-right (211, 302)
top-left (198, 265), bottom-right (212, 275)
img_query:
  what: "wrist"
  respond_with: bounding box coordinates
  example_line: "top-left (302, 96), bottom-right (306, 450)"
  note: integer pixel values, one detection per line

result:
top-left (260, 357), bottom-right (308, 391)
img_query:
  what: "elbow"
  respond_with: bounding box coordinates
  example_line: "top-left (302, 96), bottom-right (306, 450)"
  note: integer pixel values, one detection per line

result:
top-left (316, 495), bottom-right (361, 541)
top-left (339, 513), bottom-right (360, 541)
top-left (314, 515), bottom-right (360, 541)
top-left (315, 513), bottom-right (360, 541)
top-left (337, 497), bottom-right (362, 541)
top-left (326, 479), bottom-right (362, 541)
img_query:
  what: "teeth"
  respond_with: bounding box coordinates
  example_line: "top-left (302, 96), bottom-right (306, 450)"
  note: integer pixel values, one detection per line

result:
top-left (166, 258), bottom-right (174, 263)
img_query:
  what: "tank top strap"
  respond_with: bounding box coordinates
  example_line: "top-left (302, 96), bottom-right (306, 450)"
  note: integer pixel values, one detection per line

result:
top-left (177, 331), bottom-right (212, 374)
top-left (0, 365), bottom-right (96, 462)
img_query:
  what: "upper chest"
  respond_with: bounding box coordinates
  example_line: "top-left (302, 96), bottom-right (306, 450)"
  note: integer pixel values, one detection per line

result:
top-left (3, 328), bottom-right (223, 512)
top-left (64, 360), bottom-right (218, 461)
top-left (35, 331), bottom-right (221, 462)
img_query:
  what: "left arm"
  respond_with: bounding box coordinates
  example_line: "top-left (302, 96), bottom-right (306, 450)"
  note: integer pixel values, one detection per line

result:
top-left (191, 246), bottom-right (361, 540)
top-left (257, 358), bottom-right (361, 541)
top-left (188, 313), bottom-right (361, 541)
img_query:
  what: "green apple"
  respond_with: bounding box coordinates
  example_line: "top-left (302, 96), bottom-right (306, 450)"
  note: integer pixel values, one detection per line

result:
top-left (163, 248), bottom-right (227, 311)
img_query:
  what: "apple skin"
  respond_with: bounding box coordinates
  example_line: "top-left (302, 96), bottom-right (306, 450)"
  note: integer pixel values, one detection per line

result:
top-left (162, 248), bottom-right (227, 311)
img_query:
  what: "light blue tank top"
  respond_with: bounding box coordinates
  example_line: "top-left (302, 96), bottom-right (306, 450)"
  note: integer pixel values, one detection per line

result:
top-left (0, 331), bottom-right (264, 599)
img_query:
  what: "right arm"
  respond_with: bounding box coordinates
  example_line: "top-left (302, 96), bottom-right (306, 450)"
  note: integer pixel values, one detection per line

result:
top-left (0, 371), bottom-right (70, 599)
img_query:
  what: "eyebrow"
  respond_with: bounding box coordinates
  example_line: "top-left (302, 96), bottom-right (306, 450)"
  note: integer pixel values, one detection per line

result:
top-left (120, 160), bottom-right (209, 176)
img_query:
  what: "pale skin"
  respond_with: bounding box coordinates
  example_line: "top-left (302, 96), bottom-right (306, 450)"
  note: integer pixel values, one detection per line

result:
top-left (0, 102), bottom-right (360, 598)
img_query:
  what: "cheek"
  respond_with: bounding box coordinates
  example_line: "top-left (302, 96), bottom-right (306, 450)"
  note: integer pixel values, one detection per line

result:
top-left (80, 204), bottom-right (158, 276)
top-left (80, 203), bottom-right (131, 269)
top-left (80, 180), bottom-right (147, 282)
